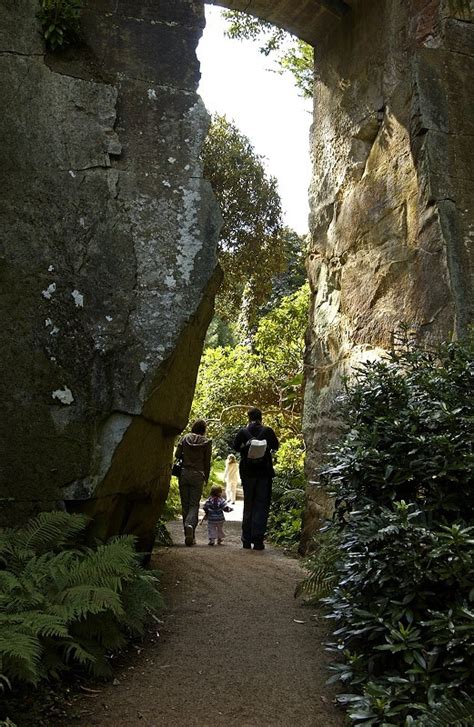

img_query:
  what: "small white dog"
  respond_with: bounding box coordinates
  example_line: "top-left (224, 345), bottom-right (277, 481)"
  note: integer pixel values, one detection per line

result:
top-left (224, 453), bottom-right (240, 504)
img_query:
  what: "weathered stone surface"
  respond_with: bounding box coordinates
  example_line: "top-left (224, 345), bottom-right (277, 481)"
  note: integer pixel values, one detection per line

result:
top-left (0, 0), bottom-right (44, 54)
top-left (0, 0), bottom-right (221, 542)
top-left (1, 0), bottom-right (472, 552)
top-left (302, 0), bottom-right (473, 549)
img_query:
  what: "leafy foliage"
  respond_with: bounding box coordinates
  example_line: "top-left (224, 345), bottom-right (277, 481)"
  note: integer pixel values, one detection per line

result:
top-left (253, 283), bottom-right (309, 413)
top-left (316, 332), bottom-right (474, 725)
top-left (222, 11), bottom-right (314, 98)
top-left (294, 527), bottom-right (342, 601)
top-left (37, 0), bottom-right (82, 50)
top-left (202, 115), bottom-right (286, 324)
top-left (192, 283), bottom-right (310, 447)
top-left (258, 228), bottom-right (308, 317)
top-left (154, 520), bottom-right (174, 547)
top-left (0, 511), bottom-right (162, 688)
top-left (267, 467), bottom-right (306, 548)
top-left (419, 692), bottom-right (474, 726)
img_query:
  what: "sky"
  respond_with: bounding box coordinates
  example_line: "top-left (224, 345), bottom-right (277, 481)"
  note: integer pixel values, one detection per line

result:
top-left (197, 5), bottom-right (313, 235)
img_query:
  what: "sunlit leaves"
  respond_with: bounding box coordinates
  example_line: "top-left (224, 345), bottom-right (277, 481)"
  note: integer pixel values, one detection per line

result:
top-left (222, 11), bottom-right (314, 98)
top-left (202, 114), bottom-right (286, 324)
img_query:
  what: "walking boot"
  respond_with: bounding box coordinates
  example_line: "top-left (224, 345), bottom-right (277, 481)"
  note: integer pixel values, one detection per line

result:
top-left (184, 524), bottom-right (194, 547)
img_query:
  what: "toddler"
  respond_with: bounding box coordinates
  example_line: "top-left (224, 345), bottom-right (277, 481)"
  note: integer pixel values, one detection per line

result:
top-left (224, 453), bottom-right (240, 504)
top-left (203, 485), bottom-right (233, 545)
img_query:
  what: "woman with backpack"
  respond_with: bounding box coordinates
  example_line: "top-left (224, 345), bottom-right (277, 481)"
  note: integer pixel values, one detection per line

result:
top-left (174, 419), bottom-right (212, 547)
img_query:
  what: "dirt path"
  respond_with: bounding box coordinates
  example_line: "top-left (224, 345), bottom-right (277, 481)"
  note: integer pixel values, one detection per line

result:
top-left (61, 510), bottom-right (344, 727)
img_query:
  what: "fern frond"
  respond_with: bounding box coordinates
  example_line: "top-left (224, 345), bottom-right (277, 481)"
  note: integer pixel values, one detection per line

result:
top-left (0, 633), bottom-right (42, 684)
top-left (121, 575), bottom-right (163, 635)
top-left (19, 511), bottom-right (88, 554)
top-left (0, 673), bottom-right (12, 692)
top-left (58, 585), bottom-right (125, 620)
top-left (295, 526), bottom-right (341, 601)
top-left (0, 530), bottom-right (15, 563)
top-left (294, 568), bottom-right (338, 600)
top-left (0, 612), bottom-right (69, 640)
top-left (0, 571), bottom-right (21, 592)
top-left (68, 639), bottom-right (114, 678)
top-left (66, 540), bottom-right (136, 588)
top-left (63, 641), bottom-right (96, 667)
top-left (424, 693), bottom-right (474, 726)
top-left (155, 521), bottom-right (173, 547)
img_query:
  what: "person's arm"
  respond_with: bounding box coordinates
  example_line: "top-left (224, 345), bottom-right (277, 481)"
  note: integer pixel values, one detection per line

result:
top-left (203, 440), bottom-right (212, 482)
top-left (203, 500), bottom-right (210, 514)
top-left (267, 427), bottom-right (279, 451)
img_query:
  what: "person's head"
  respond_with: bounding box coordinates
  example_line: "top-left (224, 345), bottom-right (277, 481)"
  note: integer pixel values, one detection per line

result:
top-left (210, 485), bottom-right (223, 498)
top-left (227, 453), bottom-right (236, 463)
top-left (191, 419), bottom-right (207, 435)
top-left (247, 407), bottom-right (262, 423)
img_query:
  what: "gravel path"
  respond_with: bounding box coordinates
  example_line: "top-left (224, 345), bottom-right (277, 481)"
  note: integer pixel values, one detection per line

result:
top-left (59, 507), bottom-right (344, 727)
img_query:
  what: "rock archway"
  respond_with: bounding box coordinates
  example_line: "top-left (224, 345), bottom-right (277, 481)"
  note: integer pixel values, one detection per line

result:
top-left (0, 0), bottom-right (472, 551)
top-left (207, 0), bottom-right (351, 44)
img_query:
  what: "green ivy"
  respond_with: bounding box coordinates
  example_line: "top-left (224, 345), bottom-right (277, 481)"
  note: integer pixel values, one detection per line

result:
top-left (37, 0), bottom-right (82, 50)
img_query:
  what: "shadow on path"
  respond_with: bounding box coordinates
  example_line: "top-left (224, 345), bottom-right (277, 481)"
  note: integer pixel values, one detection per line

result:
top-left (59, 511), bottom-right (344, 726)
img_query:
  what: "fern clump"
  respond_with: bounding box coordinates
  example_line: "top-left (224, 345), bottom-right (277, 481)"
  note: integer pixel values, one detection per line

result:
top-left (0, 511), bottom-right (162, 689)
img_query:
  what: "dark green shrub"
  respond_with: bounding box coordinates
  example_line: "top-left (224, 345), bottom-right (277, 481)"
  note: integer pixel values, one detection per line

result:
top-left (318, 332), bottom-right (474, 724)
top-left (37, 0), bottom-right (82, 50)
top-left (0, 511), bottom-right (162, 688)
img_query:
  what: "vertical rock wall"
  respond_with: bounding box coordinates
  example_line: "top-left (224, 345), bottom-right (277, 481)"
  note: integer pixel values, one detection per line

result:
top-left (0, 0), bottom-right (221, 549)
top-left (302, 0), bottom-right (474, 544)
top-left (1, 0), bottom-right (472, 551)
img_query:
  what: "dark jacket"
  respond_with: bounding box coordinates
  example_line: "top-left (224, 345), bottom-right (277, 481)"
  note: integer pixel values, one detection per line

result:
top-left (175, 433), bottom-right (212, 482)
top-left (233, 422), bottom-right (279, 478)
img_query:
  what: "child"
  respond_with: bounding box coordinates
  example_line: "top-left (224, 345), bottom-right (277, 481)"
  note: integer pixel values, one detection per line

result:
top-left (203, 485), bottom-right (233, 546)
top-left (224, 453), bottom-right (240, 504)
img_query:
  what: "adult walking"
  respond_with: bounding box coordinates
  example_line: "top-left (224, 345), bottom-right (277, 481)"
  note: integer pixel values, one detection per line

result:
top-left (234, 407), bottom-right (279, 550)
top-left (175, 419), bottom-right (212, 547)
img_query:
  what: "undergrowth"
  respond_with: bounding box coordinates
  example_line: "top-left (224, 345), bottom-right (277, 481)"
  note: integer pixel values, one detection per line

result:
top-left (267, 468), bottom-right (305, 549)
top-left (0, 511), bottom-right (162, 694)
top-left (297, 330), bottom-right (474, 725)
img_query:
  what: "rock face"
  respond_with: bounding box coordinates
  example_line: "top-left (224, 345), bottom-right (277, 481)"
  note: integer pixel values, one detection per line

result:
top-left (302, 0), bottom-right (474, 547)
top-left (0, 0), bottom-right (222, 550)
top-left (0, 0), bottom-right (472, 550)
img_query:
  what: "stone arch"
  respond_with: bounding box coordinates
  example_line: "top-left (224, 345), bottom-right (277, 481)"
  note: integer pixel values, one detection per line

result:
top-left (206, 0), bottom-right (350, 45)
top-left (0, 0), bottom-right (472, 551)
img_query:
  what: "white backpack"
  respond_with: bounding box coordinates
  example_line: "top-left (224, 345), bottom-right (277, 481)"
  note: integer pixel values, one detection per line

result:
top-left (246, 438), bottom-right (268, 464)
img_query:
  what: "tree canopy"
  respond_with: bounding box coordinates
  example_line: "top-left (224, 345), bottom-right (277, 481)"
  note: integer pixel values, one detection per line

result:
top-left (191, 282), bottom-right (310, 441)
top-left (202, 114), bottom-right (286, 323)
top-left (222, 11), bottom-right (314, 99)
